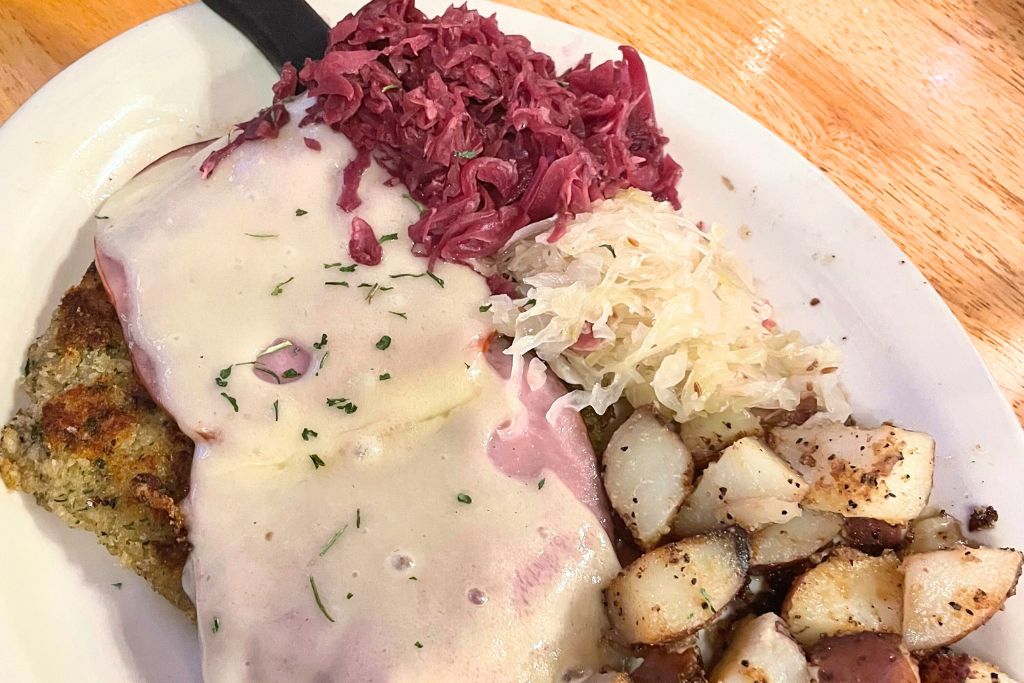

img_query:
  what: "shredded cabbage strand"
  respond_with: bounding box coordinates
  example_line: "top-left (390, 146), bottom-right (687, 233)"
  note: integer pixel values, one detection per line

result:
top-left (489, 190), bottom-right (850, 422)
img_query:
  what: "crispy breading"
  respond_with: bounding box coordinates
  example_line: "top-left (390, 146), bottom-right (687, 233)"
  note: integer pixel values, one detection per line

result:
top-left (0, 265), bottom-right (194, 615)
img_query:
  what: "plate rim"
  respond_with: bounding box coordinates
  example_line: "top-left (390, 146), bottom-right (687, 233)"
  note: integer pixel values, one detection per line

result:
top-left (1, 1), bottom-right (1021, 679)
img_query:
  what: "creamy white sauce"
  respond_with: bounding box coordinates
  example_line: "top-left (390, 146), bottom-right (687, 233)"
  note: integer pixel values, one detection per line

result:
top-left (95, 99), bottom-right (620, 681)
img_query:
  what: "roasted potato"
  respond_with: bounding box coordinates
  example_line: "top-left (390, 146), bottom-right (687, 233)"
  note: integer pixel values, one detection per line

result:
top-left (782, 548), bottom-right (903, 647)
top-left (631, 646), bottom-right (706, 683)
top-left (671, 438), bottom-right (807, 538)
top-left (902, 546), bottom-right (1023, 652)
top-left (807, 632), bottom-right (919, 683)
top-left (768, 423), bottom-right (934, 524)
top-left (751, 510), bottom-right (843, 569)
top-left (605, 408), bottom-right (695, 549)
top-left (679, 409), bottom-right (763, 469)
top-left (709, 613), bottom-right (810, 683)
top-left (605, 529), bottom-right (750, 645)
top-left (919, 648), bottom-right (1019, 683)
top-left (843, 517), bottom-right (907, 554)
top-left (905, 513), bottom-right (967, 554)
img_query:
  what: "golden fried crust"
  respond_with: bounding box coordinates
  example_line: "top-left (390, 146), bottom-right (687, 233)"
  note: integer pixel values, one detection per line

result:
top-left (1, 266), bottom-right (194, 615)
top-left (53, 266), bottom-right (125, 352)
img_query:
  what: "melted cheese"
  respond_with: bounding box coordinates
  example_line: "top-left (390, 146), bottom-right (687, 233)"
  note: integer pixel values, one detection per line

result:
top-left (94, 98), bottom-right (620, 681)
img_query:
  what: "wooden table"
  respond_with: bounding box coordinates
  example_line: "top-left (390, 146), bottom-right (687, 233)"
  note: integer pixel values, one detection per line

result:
top-left (2, 0), bottom-right (1023, 420)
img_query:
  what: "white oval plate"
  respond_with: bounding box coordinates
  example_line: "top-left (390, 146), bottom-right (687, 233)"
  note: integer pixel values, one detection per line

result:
top-left (1, 1), bottom-right (1020, 680)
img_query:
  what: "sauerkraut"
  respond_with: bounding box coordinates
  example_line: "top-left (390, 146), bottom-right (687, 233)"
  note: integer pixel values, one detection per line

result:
top-left (488, 190), bottom-right (850, 423)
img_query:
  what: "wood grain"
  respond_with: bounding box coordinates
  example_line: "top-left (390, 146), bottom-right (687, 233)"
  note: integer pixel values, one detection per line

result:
top-left (2, 0), bottom-right (1023, 421)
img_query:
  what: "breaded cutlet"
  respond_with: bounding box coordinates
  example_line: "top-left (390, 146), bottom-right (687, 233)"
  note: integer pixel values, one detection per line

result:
top-left (0, 265), bottom-right (195, 615)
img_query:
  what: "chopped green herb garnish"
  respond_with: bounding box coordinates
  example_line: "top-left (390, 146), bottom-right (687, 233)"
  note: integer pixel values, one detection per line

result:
top-left (245, 233), bottom-right (279, 239)
top-left (212, 618), bottom-right (220, 633)
top-left (317, 351), bottom-right (329, 374)
top-left (379, 233), bottom-right (398, 243)
top-left (95, 215), bottom-right (110, 220)
top-left (524, 298), bottom-right (536, 307)
top-left (318, 525), bottom-right (348, 557)
top-left (347, 592), bottom-right (354, 599)
top-left (457, 493), bottom-right (472, 504)
top-left (270, 276), bottom-right (295, 296)
top-left (381, 84), bottom-right (400, 93)
top-left (325, 281), bottom-right (350, 287)
top-left (302, 428), bottom-right (318, 441)
top-left (389, 311), bottom-right (407, 319)
top-left (220, 392), bottom-right (239, 412)
top-left (453, 150), bottom-right (479, 159)
top-left (375, 335), bottom-right (392, 350)
top-left (414, 641), bottom-right (423, 649)
top-left (699, 587), bottom-right (717, 613)
top-left (295, 208), bottom-right (308, 216)
top-left (359, 282), bottom-right (393, 302)
top-left (408, 576), bottom-right (418, 581)
top-left (326, 397), bottom-right (358, 413)
top-left (599, 243), bottom-right (617, 258)
top-left (215, 365), bottom-right (232, 387)
top-left (356, 508), bottom-right (362, 528)
top-left (379, 372), bottom-right (391, 381)
top-left (538, 478), bottom-right (545, 490)
top-left (388, 271), bottom-right (443, 288)
top-left (313, 334), bottom-right (328, 349)
top-left (310, 453), bottom-right (326, 469)
top-left (112, 582), bottom-right (122, 589)
top-left (273, 399), bottom-right (279, 421)
top-left (324, 263), bottom-right (357, 272)
top-left (282, 368), bottom-right (301, 379)
top-left (478, 303), bottom-right (492, 313)
top-left (308, 575), bottom-right (335, 622)
top-left (402, 193), bottom-right (426, 213)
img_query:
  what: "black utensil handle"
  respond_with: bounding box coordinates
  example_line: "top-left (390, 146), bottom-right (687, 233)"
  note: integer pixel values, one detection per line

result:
top-left (202, 0), bottom-right (330, 71)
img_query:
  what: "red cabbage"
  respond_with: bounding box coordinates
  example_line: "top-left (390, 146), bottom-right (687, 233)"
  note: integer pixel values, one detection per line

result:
top-left (349, 216), bottom-right (383, 265)
top-left (203, 0), bottom-right (682, 265)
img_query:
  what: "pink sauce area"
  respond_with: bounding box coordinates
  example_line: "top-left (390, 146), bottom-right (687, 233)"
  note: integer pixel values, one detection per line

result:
top-left (253, 339), bottom-right (312, 384)
top-left (485, 343), bottom-right (613, 536)
top-left (513, 530), bottom-right (577, 610)
top-left (94, 244), bottom-right (162, 402)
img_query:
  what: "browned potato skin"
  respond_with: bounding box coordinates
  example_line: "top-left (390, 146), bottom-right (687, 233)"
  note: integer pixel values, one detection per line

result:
top-left (613, 512), bottom-right (645, 567)
top-left (631, 647), bottom-right (707, 683)
top-left (917, 649), bottom-right (972, 683)
top-left (808, 633), bottom-right (919, 683)
top-left (843, 518), bottom-right (907, 554)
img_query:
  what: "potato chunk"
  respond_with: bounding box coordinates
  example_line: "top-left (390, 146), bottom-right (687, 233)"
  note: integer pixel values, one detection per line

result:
top-left (751, 510), bottom-right (843, 569)
top-left (710, 613), bottom-right (810, 683)
top-left (782, 548), bottom-right (903, 647)
top-left (807, 633), bottom-right (919, 683)
top-left (905, 513), bottom-right (966, 554)
top-left (768, 422), bottom-right (934, 524)
top-left (605, 529), bottom-right (750, 645)
top-left (671, 437), bottom-right (807, 538)
top-left (919, 649), bottom-right (1020, 683)
top-left (902, 546), bottom-right (1023, 652)
top-left (679, 409), bottom-right (763, 468)
top-left (604, 408), bottom-right (694, 549)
